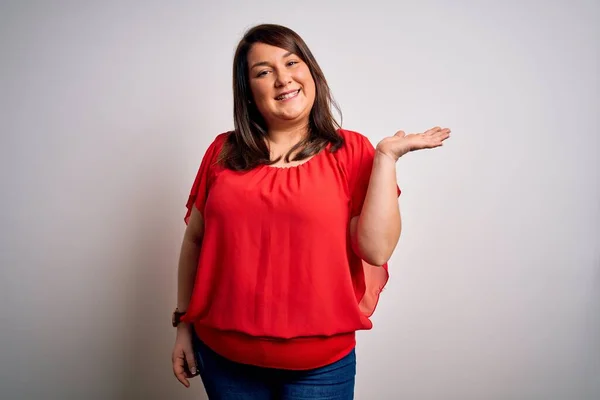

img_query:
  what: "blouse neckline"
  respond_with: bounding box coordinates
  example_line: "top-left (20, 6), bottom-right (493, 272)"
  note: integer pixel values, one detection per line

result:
top-left (262, 144), bottom-right (330, 171)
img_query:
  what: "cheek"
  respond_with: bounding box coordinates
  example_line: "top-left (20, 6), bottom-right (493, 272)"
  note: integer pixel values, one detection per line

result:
top-left (304, 78), bottom-right (316, 102)
top-left (298, 71), bottom-right (316, 98)
top-left (250, 82), bottom-right (271, 104)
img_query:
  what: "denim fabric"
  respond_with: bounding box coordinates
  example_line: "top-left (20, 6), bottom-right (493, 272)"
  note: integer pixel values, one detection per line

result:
top-left (191, 329), bottom-right (356, 399)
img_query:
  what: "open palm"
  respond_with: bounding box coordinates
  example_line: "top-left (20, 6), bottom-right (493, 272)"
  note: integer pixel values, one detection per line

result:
top-left (376, 126), bottom-right (451, 161)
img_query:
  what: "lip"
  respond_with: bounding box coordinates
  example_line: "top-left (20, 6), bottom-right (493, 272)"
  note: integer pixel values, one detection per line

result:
top-left (275, 89), bottom-right (301, 100)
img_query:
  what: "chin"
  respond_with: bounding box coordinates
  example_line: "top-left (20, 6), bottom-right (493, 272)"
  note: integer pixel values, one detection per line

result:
top-left (274, 108), bottom-right (305, 121)
top-left (281, 112), bottom-right (303, 120)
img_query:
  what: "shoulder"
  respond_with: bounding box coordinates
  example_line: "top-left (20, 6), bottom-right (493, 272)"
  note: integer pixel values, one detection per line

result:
top-left (336, 128), bottom-right (375, 150)
top-left (337, 128), bottom-right (368, 142)
top-left (210, 131), bottom-right (231, 150)
top-left (334, 129), bottom-right (376, 161)
top-left (191, 131), bottom-right (233, 175)
top-left (201, 131), bottom-right (231, 160)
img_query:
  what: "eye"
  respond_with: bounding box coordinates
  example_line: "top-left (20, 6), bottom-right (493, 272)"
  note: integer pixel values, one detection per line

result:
top-left (256, 70), bottom-right (270, 78)
top-left (287, 60), bottom-right (299, 67)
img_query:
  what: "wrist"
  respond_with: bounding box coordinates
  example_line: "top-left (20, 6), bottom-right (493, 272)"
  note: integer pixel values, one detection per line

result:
top-left (176, 322), bottom-right (192, 331)
top-left (375, 147), bottom-right (399, 163)
top-left (172, 308), bottom-right (187, 327)
top-left (176, 322), bottom-right (193, 339)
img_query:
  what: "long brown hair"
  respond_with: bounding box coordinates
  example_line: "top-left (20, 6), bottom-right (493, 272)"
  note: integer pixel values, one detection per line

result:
top-left (219, 24), bottom-right (343, 171)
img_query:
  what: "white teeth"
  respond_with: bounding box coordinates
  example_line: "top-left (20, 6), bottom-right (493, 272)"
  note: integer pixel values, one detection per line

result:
top-left (277, 90), bottom-right (299, 100)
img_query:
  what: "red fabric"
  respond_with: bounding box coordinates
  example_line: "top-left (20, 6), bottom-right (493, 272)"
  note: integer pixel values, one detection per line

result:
top-left (181, 129), bottom-right (401, 370)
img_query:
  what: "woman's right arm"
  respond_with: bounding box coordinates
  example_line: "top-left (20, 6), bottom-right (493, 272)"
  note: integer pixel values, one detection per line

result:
top-left (177, 206), bottom-right (205, 311)
top-left (172, 206), bottom-right (204, 388)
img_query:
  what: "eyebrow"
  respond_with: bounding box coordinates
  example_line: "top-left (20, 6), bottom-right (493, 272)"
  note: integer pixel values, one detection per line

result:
top-left (250, 51), bottom-right (293, 70)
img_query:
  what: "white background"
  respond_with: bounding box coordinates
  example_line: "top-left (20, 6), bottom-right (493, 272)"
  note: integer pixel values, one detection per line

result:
top-left (1, 1), bottom-right (598, 399)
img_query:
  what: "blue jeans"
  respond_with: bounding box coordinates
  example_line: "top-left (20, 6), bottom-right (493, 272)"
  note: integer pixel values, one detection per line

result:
top-left (191, 329), bottom-right (356, 399)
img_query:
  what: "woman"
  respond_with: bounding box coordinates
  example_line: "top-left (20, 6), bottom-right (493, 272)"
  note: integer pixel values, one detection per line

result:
top-left (171, 23), bottom-right (450, 399)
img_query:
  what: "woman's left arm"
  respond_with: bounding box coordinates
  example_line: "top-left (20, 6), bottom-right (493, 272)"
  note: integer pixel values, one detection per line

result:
top-left (351, 126), bottom-right (451, 266)
top-left (351, 150), bottom-right (401, 266)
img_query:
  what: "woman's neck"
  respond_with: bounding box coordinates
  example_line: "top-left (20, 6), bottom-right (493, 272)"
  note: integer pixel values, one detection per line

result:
top-left (266, 123), bottom-right (309, 146)
top-left (265, 123), bottom-right (309, 161)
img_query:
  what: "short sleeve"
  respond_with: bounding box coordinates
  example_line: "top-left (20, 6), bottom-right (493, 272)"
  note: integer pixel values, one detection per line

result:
top-left (345, 131), bottom-right (401, 218)
top-left (339, 130), bottom-right (401, 320)
top-left (184, 133), bottom-right (227, 224)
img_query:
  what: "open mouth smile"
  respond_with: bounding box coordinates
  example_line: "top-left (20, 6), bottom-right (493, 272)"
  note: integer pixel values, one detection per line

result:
top-left (275, 89), bottom-right (301, 101)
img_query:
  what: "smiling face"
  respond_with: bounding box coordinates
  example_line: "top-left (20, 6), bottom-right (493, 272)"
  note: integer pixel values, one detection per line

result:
top-left (247, 43), bottom-right (316, 130)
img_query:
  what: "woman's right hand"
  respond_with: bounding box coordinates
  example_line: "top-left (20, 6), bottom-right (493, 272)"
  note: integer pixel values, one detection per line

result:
top-left (171, 324), bottom-right (198, 388)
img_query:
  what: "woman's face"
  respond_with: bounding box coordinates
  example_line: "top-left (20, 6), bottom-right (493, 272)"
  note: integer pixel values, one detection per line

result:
top-left (247, 43), bottom-right (316, 130)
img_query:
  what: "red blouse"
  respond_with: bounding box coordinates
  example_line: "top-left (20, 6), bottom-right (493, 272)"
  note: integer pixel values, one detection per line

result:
top-left (181, 128), bottom-right (400, 370)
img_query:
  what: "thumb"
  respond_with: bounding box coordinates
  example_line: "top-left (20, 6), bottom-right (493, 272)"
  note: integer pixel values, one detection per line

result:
top-left (184, 349), bottom-right (198, 376)
top-left (394, 130), bottom-right (406, 138)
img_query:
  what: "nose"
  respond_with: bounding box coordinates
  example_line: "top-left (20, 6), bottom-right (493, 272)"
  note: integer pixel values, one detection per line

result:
top-left (274, 71), bottom-right (292, 88)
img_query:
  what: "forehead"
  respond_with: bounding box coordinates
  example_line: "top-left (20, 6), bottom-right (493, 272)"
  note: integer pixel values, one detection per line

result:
top-left (247, 43), bottom-right (295, 63)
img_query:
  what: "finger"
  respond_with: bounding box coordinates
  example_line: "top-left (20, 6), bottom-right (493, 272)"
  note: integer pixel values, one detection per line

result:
top-left (431, 127), bottom-right (450, 139)
top-left (184, 349), bottom-right (198, 377)
top-left (394, 130), bottom-right (406, 138)
top-left (423, 136), bottom-right (444, 149)
top-left (424, 126), bottom-right (441, 135)
top-left (425, 141), bottom-right (443, 149)
top-left (437, 128), bottom-right (451, 140)
top-left (173, 354), bottom-right (190, 388)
